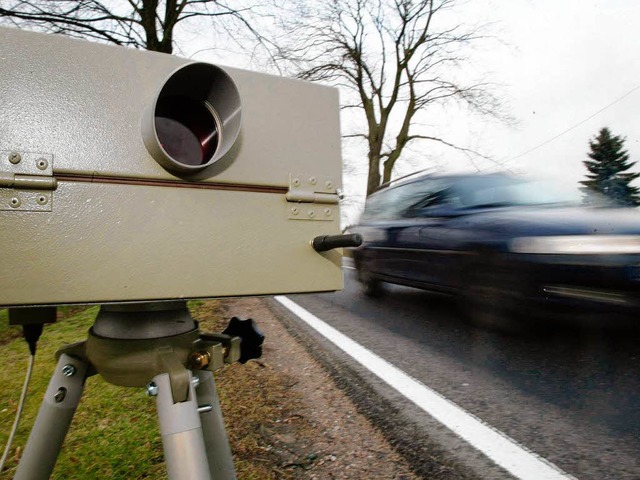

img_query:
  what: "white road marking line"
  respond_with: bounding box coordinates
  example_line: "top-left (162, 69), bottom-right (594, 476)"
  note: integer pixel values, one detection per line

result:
top-left (274, 296), bottom-right (576, 480)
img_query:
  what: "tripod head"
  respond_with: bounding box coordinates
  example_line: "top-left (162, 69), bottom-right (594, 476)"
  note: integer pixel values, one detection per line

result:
top-left (53, 302), bottom-right (263, 403)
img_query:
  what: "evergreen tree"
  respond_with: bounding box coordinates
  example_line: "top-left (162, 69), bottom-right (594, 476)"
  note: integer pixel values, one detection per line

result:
top-left (580, 127), bottom-right (640, 206)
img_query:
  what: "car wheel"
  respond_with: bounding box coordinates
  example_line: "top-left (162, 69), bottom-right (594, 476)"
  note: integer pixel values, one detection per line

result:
top-left (362, 275), bottom-right (384, 297)
top-left (356, 264), bottom-right (384, 298)
top-left (464, 284), bottom-right (520, 333)
top-left (462, 264), bottom-right (531, 334)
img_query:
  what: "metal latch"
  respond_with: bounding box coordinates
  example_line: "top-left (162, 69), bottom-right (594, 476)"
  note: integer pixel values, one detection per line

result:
top-left (0, 151), bottom-right (56, 212)
top-left (286, 173), bottom-right (339, 221)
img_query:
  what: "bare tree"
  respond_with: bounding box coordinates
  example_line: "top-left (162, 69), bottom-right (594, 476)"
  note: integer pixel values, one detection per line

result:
top-left (279, 0), bottom-right (505, 196)
top-left (0, 0), bottom-right (271, 55)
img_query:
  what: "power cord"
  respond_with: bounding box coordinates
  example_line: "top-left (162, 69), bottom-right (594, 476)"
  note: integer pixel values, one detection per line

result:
top-left (0, 324), bottom-right (43, 473)
top-left (0, 354), bottom-right (35, 472)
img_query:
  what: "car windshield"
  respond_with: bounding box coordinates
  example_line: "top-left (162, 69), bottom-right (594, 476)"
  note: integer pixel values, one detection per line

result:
top-left (454, 176), bottom-right (583, 209)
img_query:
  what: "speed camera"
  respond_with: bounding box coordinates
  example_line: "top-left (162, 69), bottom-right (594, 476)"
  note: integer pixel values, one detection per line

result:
top-left (0, 26), bottom-right (346, 307)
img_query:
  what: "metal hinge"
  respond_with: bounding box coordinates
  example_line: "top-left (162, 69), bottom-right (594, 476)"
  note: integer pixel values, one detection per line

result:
top-left (286, 173), bottom-right (339, 221)
top-left (0, 151), bottom-right (56, 212)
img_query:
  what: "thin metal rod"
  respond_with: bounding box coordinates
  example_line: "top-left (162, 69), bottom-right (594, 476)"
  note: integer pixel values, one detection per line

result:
top-left (14, 353), bottom-right (88, 480)
top-left (56, 174), bottom-right (287, 194)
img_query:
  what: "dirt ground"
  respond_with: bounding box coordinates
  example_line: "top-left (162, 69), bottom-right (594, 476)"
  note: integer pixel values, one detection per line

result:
top-left (214, 297), bottom-right (418, 479)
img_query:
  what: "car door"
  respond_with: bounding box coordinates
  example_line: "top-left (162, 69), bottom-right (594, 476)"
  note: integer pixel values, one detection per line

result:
top-left (392, 182), bottom-right (467, 291)
top-left (354, 183), bottom-right (421, 279)
top-left (363, 181), bottom-right (434, 280)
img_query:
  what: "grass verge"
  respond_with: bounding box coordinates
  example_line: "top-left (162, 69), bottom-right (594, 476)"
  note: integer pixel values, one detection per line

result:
top-left (0, 309), bottom-right (21, 345)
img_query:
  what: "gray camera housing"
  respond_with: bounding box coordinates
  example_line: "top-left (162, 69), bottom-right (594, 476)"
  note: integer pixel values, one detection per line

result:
top-left (0, 27), bottom-right (343, 307)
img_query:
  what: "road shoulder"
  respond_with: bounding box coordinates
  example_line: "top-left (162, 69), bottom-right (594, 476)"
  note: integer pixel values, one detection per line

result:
top-left (262, 296), bottom-right (486, 479)
top-left (218, 296), bottom-right (418, 479)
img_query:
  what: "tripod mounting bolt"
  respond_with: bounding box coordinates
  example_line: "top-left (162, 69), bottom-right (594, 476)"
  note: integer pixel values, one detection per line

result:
top-left (62, 364), bottom-right (77, 377)
top-left (146, 382), bottom-right (159, 397)
top-left (188, 351), bottom-right (211, 369)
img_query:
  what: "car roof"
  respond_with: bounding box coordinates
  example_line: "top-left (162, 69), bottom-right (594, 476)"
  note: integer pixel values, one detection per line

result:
top-left (373, 172), bottom-right (512, 196)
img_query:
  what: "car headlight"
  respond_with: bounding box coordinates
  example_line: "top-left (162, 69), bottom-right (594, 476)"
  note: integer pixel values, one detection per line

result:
top-left (509, 235), bottom-right (640, 254)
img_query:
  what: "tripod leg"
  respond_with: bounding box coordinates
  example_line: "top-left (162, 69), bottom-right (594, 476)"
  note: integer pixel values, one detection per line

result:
top-left (14, 353), bottom-right (88, 480)
top-left (195, 370), bottom-right (237, 479)
top-left (155, 372), bottom-right (212, 480)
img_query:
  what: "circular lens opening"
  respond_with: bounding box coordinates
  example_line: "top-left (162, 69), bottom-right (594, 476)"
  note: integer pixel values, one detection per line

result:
top-left (154, 95), bottom-right (219, 166)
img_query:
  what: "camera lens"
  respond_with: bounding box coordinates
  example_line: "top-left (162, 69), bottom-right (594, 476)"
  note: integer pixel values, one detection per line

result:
top-left (143, 62), bottom-right (241, 174)
top-left (154, 95), bottom-right (219, 166)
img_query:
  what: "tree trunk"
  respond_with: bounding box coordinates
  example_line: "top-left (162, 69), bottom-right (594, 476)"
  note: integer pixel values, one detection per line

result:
top-left (382, 158), bottom-right (395, 185)
top-left (367, 154), bottom-right (381, 197)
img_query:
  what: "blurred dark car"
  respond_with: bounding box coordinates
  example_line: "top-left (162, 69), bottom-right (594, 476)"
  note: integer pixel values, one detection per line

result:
top-left (351, 173), bottom-right (640, 331)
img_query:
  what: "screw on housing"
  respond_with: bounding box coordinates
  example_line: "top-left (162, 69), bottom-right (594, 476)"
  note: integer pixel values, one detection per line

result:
top-left (62, 364), bottom-right (76, 377)
top-left (8, 152), bottom-right (21, 164)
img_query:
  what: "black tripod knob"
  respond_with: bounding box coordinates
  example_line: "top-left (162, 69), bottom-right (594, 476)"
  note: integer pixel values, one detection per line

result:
top-left (222, 317), bottom-right (265, 363)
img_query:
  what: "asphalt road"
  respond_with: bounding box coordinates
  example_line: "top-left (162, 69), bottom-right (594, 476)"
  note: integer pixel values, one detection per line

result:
top-left (283, 268), bottom-right (640, 480)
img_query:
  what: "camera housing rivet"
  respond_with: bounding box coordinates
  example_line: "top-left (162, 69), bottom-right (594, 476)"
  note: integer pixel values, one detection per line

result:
top-left (308, 210), bottom-right (316, 218)
top-left (309, 177), bottom-right (317, 185)
top-left (10, 197), bottom-right (21, 208)
top-left (8, 152), bottom-right (21, 164)
top-left (36, 158), bottom-right (48, 170)
top-left (62, 364), bottom-right (76, 377)
top-left (324, 208), bottom-right (332, 217)
top-left (37, 195), bottom-right (48, 206)
top-left (325, 181), bottom-right (333, 190)
top-left (293, 178), bottom-right (301, 187)
top-left (291, 207), bottom-right (299, 215)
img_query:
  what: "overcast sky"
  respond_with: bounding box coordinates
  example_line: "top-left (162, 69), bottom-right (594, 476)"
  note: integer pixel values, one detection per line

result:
top-left (458, 0), bottom-right (640, 180)
top-left (187, 0), bottom-right (640, 224)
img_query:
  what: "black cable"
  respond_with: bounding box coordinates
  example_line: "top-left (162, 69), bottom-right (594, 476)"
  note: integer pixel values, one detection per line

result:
top-left (22, 323), bottom-right (44, 356)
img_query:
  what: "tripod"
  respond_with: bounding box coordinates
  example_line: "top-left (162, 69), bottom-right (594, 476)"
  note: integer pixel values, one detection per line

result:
top-left (13, 301), bottom-right (263, 480)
